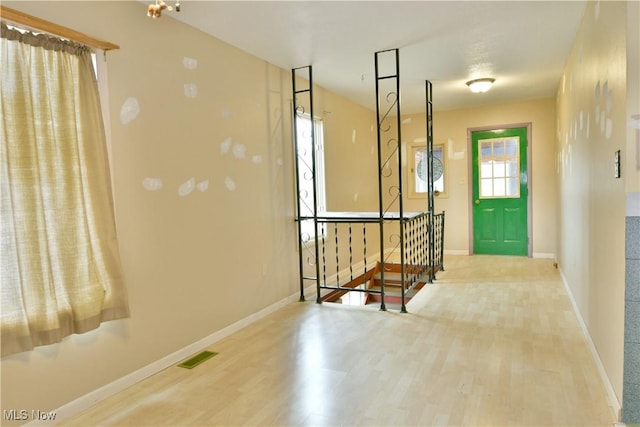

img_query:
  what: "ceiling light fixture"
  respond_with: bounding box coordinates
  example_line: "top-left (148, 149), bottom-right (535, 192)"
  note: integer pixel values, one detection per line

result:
top-left (466, 78), bottom-right (495, 93)
top-left (147, 0), bottom-right (181, 18)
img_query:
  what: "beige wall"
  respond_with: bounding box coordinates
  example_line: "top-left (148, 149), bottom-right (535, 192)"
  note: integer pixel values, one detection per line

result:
top-left (0, 1), bottom-right (304, 421)
top-left (318, 91), bottom-right (379, 212)
top-left (400, 98), bottom-right (558, 256)
top-left (555, 0), bottom-right (627, 403)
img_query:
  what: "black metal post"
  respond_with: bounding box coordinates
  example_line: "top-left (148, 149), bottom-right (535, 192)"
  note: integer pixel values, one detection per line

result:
top-left (291, 66), bottom-right (320, 303)
top-left (374, 50), bottom-right (386, 312)
top-left (426, 80), bottom-right (435, 283)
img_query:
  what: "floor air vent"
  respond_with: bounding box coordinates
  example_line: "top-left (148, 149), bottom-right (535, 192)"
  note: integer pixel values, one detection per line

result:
top-left (177, 350), bottom-right (218, 369)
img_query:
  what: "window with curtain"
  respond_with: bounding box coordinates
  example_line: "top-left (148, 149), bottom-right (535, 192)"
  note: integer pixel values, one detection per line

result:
top-left (0, 23), bottom-right (129, 356)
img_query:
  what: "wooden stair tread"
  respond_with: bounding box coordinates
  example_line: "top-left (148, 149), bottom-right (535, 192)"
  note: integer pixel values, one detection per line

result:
top-left (366, 286), bottom-right (420, 297)
top-left (320, 261), bottom-right (434, 305)
top-left (373, 272), bottom-right (429, 286)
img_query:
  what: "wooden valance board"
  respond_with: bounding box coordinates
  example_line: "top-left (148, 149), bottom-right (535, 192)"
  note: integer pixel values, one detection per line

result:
top-left (0, 5), bottom-right (119, 51)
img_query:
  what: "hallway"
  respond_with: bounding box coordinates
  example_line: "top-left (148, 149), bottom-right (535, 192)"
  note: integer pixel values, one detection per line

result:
top-left (66, 256), bottom-right (617, 426)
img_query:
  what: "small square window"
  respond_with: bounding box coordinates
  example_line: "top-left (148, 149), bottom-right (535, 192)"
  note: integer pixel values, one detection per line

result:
top-left (408, 141), bottom-right (446, 199)
top-left (478, 137), bottom-right (520, 199)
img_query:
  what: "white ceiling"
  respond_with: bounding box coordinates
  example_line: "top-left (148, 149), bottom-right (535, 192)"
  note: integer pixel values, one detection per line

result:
top-left (166, 1), bottom-right (586, 114)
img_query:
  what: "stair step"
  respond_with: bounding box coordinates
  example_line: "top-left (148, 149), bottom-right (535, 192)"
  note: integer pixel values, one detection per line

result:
top-left (367, 285), bottom-right (420, 296)
top-left (319, 262), bottom-right (434, 306)
top-left (372, 273), bottom-right (429, 288)
top-left (364, 284), bottom-right (422, 305)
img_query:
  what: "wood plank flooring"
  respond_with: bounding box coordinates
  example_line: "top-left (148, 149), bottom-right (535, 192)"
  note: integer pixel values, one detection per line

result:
top-left (65, 255), bottom-right (617, 426)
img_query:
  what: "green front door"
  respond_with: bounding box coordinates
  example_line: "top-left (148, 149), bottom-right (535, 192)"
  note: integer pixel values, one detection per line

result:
top-left (472, 127), bottom-right (528, 256)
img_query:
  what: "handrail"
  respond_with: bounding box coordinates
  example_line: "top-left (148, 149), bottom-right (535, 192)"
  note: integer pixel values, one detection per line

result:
top-left (312, 212), bottom-right (445, 309)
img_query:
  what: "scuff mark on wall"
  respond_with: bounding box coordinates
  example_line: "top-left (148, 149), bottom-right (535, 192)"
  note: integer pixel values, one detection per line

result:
top-left (220, 137), bottom-right (232, 154)
top-left (182, 57), bottom-right (197, 70)
top-left (142, 177), bottom-right (163, 191)
top-left (120, 97), bottom-right (140, 124)
top-left (232, 143), bottom-right (246, 159)
top-left (197, 180), bottom-right (209, 192)
top-left (225, 176), bottom-right (236, 191)
top-left (178, 177), bottom-right (195, 196)
top-left (184, 84), bottom-right (198, 98)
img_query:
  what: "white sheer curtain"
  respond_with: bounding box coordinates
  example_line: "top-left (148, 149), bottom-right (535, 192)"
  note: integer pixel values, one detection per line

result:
top-left (1, 23), bottom-right (129, 356)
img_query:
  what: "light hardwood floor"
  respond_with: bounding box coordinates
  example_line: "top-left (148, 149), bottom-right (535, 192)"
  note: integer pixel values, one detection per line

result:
top-left (65, 255), bottom-right (617, 426)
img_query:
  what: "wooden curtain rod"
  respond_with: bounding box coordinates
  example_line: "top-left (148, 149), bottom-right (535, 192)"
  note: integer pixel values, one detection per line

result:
top-left (0, 5), bottom-right (119, 51)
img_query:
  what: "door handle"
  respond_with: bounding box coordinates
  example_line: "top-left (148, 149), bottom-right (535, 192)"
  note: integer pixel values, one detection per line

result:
top-left (475, 199), bottom-right (480, 205)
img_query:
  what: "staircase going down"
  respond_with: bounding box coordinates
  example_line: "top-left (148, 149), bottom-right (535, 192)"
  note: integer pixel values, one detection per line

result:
top-left (320, 261), bottom-right (436, 309)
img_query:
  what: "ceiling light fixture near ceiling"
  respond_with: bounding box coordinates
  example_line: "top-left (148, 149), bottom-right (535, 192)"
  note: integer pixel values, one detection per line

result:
top-left (147, 0), bottom-right (181, 18)
top-left (466, 78), bottom-right (495, 93)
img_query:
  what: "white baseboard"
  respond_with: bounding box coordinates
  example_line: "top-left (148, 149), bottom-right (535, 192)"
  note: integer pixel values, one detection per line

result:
top-left (440, 250), bottom-right (555, 258)
top-left (34, 290), bottom-right (305, 426)
top-left (533, 252), bottom-right (556, 259)
top-left (444, 249), bottom-right (469, 255)
top-left (557, 266), bottom-right (622, 420)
